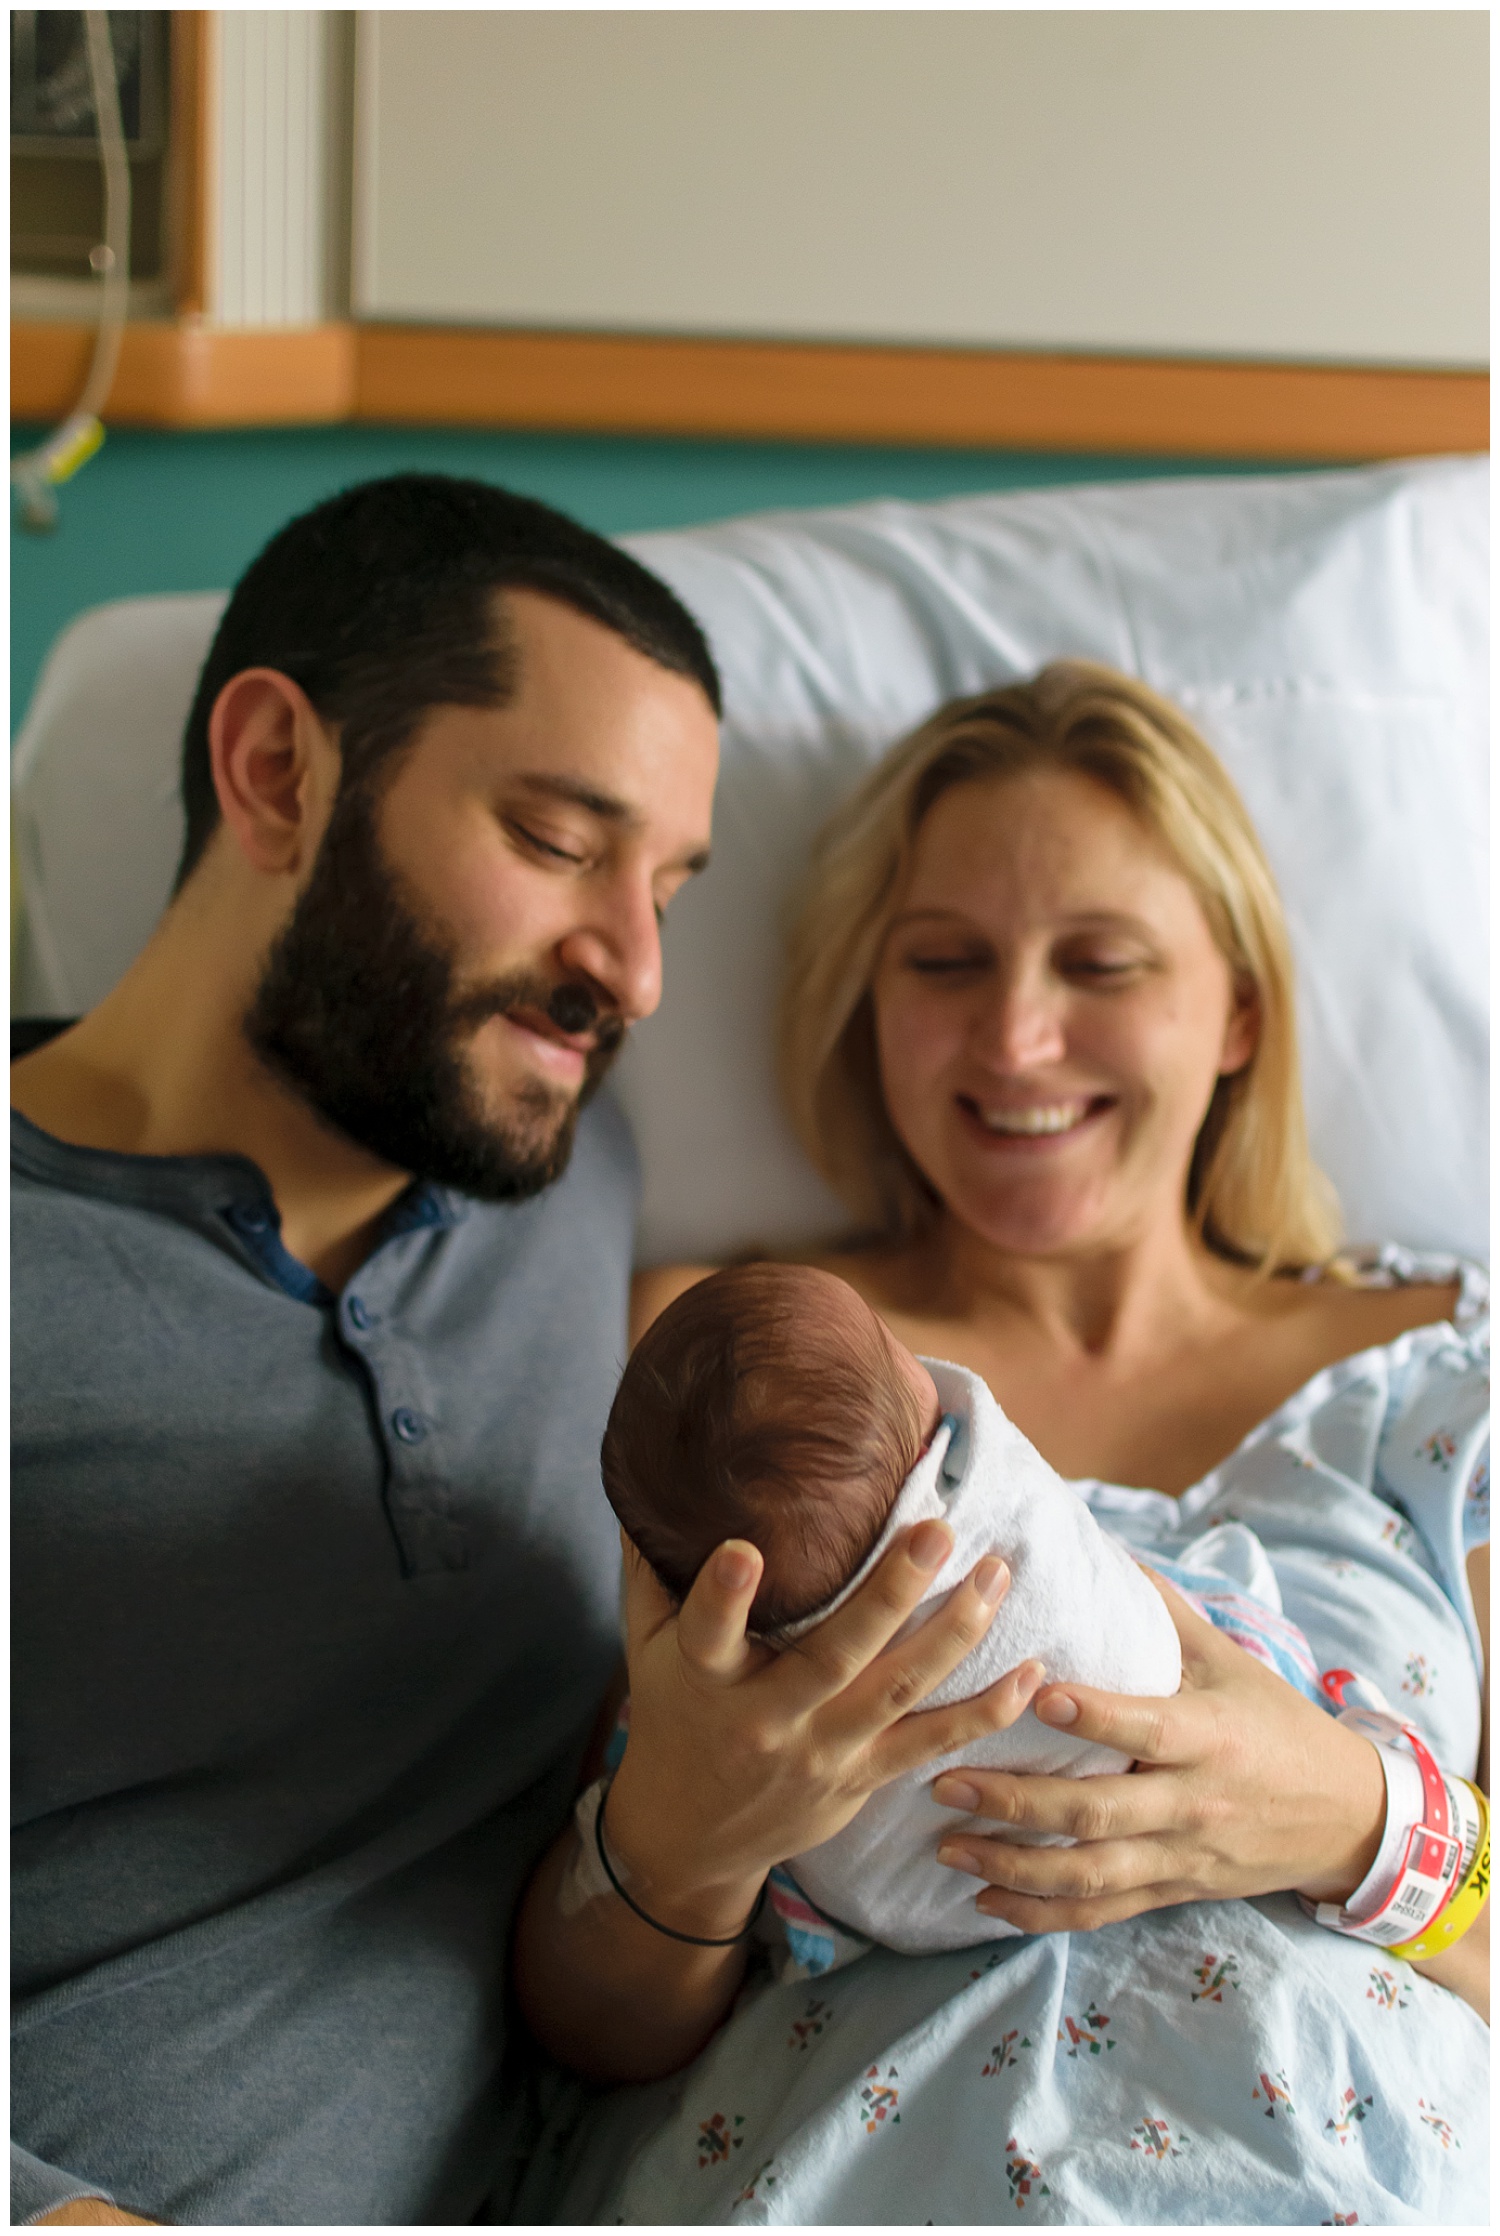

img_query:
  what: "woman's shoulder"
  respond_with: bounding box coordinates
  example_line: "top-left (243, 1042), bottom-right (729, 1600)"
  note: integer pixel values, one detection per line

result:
top-left (1228, 1245), bottom-right (1487, 1469)
top-left (1326, 1243), bottom-right (1487, 1332)
top-left (628, 1261), bottom-right (718, 1345)
top-left (1232, 1249), bottom-right (1482, 1428)
top-left (1294, 1244), bottom-right (1487, 1351)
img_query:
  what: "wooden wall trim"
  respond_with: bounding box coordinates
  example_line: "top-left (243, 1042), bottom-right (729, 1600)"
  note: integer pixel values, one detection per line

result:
top-left (11, 321), bottom-right (356, 427)
top-left (11, 317), bottom-right (1489, 458)
top-left (354, 328), bottom-right (1488, 460)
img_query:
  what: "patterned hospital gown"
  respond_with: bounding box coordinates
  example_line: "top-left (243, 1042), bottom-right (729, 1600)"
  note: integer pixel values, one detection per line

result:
top-left (526, 1251), bottom-right (1489, 2227)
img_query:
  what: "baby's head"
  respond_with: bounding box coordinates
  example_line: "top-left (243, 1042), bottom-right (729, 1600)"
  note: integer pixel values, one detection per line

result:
top-left (602, 1263), bottom-right (941, 1636)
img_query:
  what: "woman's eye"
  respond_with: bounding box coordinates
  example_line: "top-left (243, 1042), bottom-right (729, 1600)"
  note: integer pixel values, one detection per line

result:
top-left (906, 957), bottom-right (983, 978)
top-left (1064, 955), bottom-right (1143, 982)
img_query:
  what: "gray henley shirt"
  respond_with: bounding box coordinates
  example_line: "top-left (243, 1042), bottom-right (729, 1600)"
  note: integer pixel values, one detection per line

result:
top-left (11, 1096), bottom-right (635, 2225)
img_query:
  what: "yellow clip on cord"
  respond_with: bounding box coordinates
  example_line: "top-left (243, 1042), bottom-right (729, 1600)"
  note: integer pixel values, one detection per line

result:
top-left (1388, 1781), bottom-right (1490, 1962)
top-left (42, 414), bottom-right (106, 484)
top-left (12, 414), bottom-right (107, 532)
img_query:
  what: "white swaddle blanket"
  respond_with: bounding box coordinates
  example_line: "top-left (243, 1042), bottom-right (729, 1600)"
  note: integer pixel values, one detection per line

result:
top-left (783, 1358), bottom-right (1182, 1953)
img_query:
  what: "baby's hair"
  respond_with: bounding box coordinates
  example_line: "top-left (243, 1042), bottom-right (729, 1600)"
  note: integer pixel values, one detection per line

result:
top-left (602, 1263), bottom-right (927, 1635)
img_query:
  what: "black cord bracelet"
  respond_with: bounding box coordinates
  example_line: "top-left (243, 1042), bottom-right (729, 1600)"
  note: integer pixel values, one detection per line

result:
top-left (593, 1781), bottom-right (767, 1947)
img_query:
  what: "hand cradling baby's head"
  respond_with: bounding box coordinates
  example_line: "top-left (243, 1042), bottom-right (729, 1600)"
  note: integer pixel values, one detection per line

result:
top-left (602, 1263), bottom-right (938, 1635)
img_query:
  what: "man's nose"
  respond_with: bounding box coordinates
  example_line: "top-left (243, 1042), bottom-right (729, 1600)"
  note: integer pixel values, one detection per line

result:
top-left (555, 879), bottom-right (663, 1026)
top-left (974, 963), bottom-right (1068, 1070)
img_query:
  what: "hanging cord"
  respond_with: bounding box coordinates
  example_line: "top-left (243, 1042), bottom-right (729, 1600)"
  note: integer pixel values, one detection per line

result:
top-left (12, 11), bottom-right (132, 533)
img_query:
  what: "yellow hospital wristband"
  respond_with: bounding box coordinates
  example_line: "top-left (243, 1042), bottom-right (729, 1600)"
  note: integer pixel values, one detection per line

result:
top-left (1388, 1782), bottom-right (1489, 1962)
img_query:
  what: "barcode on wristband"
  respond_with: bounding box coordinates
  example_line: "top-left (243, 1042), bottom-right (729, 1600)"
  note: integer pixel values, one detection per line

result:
top-left (1354, 1826), bottom-right (1463, 1943)
top-left (1389, 1871), bottom-right (1443, 1925)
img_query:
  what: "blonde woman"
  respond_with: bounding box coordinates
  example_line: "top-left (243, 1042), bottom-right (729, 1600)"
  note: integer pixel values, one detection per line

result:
top-left (516, 665), bottom-right (1487, 2225)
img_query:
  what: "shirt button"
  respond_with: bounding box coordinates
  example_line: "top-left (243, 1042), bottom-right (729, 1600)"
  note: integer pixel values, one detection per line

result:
top-left (392, 1406), bottom-right (428, 1444)
top-left (347, 1297), bottom-right (373, 1331)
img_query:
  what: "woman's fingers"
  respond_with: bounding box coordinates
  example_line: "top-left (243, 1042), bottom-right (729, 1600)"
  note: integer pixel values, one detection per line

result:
top-left (1022, 1674), bottom-right (1205, 1768)
top-left (670, 1539), bottom-right (770, 1683)
top-left (937, 1828), bottom-right (1178, 1904)
top-left (1137, 1563), bottom-right (1246, 1679)
top-left (1007, 1575), bottom-right (1281, 1769)
top-left (932, 1761), bottom-right (1178, 1844)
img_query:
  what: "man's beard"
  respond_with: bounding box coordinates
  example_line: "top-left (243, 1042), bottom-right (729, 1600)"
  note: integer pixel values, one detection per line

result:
top-left (244, 783), bottom-right (624, 1200)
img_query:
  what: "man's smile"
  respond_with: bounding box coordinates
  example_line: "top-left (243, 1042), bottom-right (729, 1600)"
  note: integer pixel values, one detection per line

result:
top-left (494, 1004), bottom-right (594, 1086)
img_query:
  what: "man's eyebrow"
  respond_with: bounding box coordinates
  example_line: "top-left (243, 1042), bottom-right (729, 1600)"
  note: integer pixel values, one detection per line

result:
top-left (516, 771), bottom-right (642, 824)
top-left (515, 771), bottom-right (711, 875)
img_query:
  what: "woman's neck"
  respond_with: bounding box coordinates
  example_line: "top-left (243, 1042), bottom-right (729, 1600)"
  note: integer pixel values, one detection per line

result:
top-left (925, 1208), bottom-right (1251, 1369)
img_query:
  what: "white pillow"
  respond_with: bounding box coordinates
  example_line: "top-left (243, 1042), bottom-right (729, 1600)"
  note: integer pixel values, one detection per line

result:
top-left (11, 460), bottom-right (1486, 1266)
top-left (613, 458), bottom-right (1487, 1264)
top-left (12, 593), bottom-right (227, 1020)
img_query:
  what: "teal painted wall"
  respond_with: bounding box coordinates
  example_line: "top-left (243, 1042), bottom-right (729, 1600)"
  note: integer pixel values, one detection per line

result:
top-left (10, 422), bottom-right (1293, 736)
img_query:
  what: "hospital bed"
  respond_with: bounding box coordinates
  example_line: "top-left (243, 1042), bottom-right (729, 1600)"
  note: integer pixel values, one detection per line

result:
top-left (11, 455), bottom-right (1488, 1270)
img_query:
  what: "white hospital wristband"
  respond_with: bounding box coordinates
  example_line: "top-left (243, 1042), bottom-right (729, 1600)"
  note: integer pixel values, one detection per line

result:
top-left (1341, 1742), bottom-right (1426, 1926)
top-left (557, 1776), bottom-right (615, 1916)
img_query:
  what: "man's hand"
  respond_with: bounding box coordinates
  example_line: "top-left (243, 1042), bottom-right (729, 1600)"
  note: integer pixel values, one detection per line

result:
top-left (603, 1521), bottom-right (1037, 1934)
top-left (34, 2204), bottom-right (157, 2226)
top-left (513, 1518), bottom-right (1041, 2083)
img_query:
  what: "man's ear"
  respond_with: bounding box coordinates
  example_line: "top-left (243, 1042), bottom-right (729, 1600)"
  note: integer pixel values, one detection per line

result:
top-left (1219, 976), bottom-right (1260, 1078)
top-left (208, 669), bottom-right (338, 878)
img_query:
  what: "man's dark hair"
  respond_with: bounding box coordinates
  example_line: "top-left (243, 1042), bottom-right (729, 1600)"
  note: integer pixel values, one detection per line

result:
top-left (601, 1263), bottom-right (926, 1636)
top-left (174, 473), bottom-right (721, 889)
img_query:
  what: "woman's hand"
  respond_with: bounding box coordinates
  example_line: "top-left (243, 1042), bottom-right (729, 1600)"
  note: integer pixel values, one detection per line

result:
top-left (601, 1522), bottom-right (1045, 1939)
top-left (930, 1570), bottom-right (1388, 1931)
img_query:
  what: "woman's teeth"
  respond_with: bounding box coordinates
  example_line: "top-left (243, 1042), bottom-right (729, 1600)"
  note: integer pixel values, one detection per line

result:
top-left (977, 1101), bottom-right (1090, 1136)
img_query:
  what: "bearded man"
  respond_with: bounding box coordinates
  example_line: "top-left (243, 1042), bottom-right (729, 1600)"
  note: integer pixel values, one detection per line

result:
top-left (11, 476), bottom-right (720, 2227)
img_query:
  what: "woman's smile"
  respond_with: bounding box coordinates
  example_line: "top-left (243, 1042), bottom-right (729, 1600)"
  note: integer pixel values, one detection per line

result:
top-left (959, 1092), bottom-right (1114, 1143)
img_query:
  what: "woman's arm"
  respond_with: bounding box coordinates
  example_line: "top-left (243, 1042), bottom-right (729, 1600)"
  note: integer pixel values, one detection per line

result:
top-left (1404, 1541), bottom-right (1487, 2019)
top-left (513, 1526), bottom-right (1043, 2082)
top-left (930, 1565), bottom-right (1489, 2021)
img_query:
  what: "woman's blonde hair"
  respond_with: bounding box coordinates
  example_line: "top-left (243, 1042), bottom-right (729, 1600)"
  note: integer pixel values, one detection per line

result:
top-left (778, 660), bottom-right (1341, 1274)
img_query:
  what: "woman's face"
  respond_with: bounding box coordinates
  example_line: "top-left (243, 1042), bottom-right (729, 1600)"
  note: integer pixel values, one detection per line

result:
top-left (871, 766), bottom-right (1258, 1259)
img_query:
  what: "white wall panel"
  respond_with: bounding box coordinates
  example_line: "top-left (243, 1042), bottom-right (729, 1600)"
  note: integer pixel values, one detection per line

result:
top-left (353, 10), bottom-right (1487, 366)
top-left (214, 11), bottom-right (345, 325)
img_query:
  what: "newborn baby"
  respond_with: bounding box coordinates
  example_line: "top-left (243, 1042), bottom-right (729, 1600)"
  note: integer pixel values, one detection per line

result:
top-left (602, 1261), bottom-right (1182, 1955)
